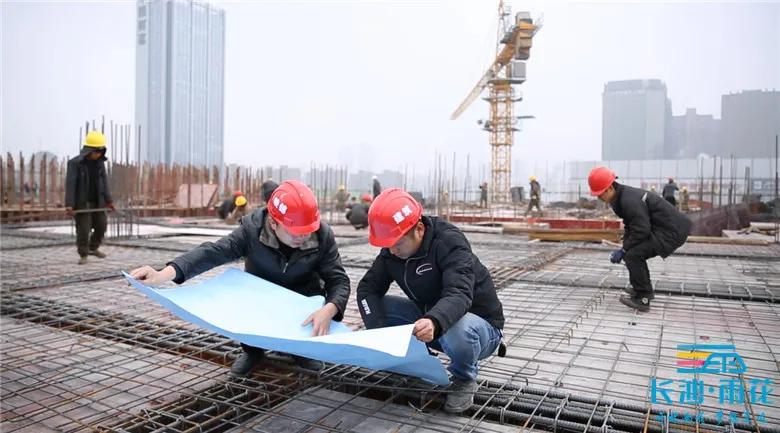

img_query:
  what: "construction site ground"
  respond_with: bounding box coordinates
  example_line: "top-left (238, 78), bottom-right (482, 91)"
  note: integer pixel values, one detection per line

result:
top-left (1, 216), bottom-right (779, 433)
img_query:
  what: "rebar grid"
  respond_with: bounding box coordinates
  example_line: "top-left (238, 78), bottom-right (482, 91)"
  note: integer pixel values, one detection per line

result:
top-left (0, 244), bottom-right (174, 291)
top-left (518, 250), bottom-right (778, 301)
top-left (4, 227), bottom-right (780, 433)
top-left (476, 281), bottom-right (780, 428)
top-left (0, 317), bottom-right (226, 432)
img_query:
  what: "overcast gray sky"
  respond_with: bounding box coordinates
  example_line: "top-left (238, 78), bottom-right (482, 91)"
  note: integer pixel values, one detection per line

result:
top-left (2, 0), bottom-right (778, 175)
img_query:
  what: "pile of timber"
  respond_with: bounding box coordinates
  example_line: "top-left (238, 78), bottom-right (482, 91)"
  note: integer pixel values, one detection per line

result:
top-left (526, 228), bottom-right (622, 243)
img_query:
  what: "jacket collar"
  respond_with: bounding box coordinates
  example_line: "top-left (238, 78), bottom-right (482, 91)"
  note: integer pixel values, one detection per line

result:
top-left (258, 209), bottom-right (319, 251)
top-left (610, 183), bottom-right (624, 212)
top-left (76, 146), bottom-right (107, 163)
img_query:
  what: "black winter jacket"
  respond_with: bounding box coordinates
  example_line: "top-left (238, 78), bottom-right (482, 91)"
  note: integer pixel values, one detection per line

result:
top-left (357, 216), bottom-right (504, 337)
top-left (65, 147), bottom-right (113, 209)
top-left (169, 208), bottom-right (351, 320)
top-left (611, 183), bottom-right (692, 258)
top-left (346, 202), bottom-right (369, 227)
top-left (662, 182), bottom-right (678, 199)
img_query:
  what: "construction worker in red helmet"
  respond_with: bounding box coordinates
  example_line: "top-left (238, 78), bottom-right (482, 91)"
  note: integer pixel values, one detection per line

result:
top-left (356, 188), bottom-right (505, 414)
top-left (130, 180), bottom-right (350, 376)
top-left (588, 167), bottom-right (692, 312)
top-left (345, 193), bottom-right (372, 230)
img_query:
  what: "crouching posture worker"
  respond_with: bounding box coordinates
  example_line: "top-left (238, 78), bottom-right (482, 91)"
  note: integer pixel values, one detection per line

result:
top-left (588, 166), bottom-right (692, 312)
top-left (356, 188), bottom-right (505, 414)
top-left (130, 180), bottom-right (350, 376)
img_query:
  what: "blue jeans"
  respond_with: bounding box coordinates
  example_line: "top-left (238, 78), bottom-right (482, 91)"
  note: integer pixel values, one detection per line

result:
top-left (380, 295), bottom-right (502, 381)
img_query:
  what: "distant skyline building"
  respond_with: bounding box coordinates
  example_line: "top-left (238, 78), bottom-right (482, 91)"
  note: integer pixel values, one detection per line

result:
top-left (668, 108), bottom-right (720, 159)
top-left (135, 0), bottom-right (225, 168)
top-left (720, 90), bottom-right (780, 158)
top-left (602, 79), bottom-right (672, 161)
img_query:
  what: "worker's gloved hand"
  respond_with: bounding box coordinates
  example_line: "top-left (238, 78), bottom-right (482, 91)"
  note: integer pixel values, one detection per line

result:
top-left (610, 249), bottom-right (626, 264)
top-left (65, 207), bottom-right (74, 217)
top-left (106, 202), bottom-right (116, 212)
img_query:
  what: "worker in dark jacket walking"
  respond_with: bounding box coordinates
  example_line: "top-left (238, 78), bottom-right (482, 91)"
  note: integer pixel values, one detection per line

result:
top-left (662, 178), bottom-right (678, 207)
top-left (372, 176), bottom-right (382, 199)
top-left (588, 167), bottom-right (692, 312)
top-left (65, 130), bottom-right (115, 265)
top-left (357, 188), bottom-right (504, 414)
top-left (526, 176), bottom-right (542, 216)
top-left (130, 180), bottom-right (351, 376)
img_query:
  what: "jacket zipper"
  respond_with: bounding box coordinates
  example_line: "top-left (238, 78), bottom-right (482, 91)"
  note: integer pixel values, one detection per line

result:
top-left (403, 252), bottom-right (426, 305)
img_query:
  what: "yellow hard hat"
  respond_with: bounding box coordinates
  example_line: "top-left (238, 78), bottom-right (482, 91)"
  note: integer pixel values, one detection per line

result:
top-left (339, 184), bottom-right (345, 190)
top-left (682, 186), bottom-right (688, 192)
top-left (529, 175), bottom-right (537, 181)
top-left (235, 195), bottom-right (247, 207)
top-left (84, 130), bottom-right (106, 148)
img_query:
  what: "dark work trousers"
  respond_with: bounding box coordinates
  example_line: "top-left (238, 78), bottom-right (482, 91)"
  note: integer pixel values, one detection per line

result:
top-left (526, 199), bottom-right (542, 214)
top-left (664, 196), bottom-right (677, 207)
top-left (74, 203), bottom-right (107, 257)
top-left (623, 239), bottom-right (658, 295)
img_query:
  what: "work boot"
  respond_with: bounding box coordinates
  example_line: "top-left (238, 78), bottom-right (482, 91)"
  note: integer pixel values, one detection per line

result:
top-left (619, 294), bottom-right (651, 312)
top-left (624, 287), bottom-right (654, 300)
top-left (89, 249), bottom-right (107, 258)
top-left (230, 350), bottom-right (265, 377)
top-left (292, 355), bottom-right (324, 371)
top-left (78, 256), bottom-right (88, 265)
top-left (444, 377), bottom-right (478, 414)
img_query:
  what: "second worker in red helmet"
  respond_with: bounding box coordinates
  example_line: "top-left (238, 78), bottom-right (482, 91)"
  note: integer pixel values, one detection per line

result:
top-left (356, 188), bottom-right (505, 414)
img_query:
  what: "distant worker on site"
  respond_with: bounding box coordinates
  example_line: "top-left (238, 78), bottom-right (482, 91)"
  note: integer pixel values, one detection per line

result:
top-left (346, 194), bottom-right (372, 229)
top-left (356, 188), bottom-right (505, 414)
top-left (526, 176), bottom-right (542, 216)
top-left (261, 177), bottom-right (280, 202)
top-left (662, 178), bottom-right (679, 207)
top-left (225, 195), bottom-right (252, 225)
top-left (334, 185), bottom-right (350, 212)
top-left (479, 182), bottom-right (488, 208)
top-left (372, 175), bottom-right (382, 199)
top-left (65, 130), bottom-right (115, 265)
top-left (680, 186), bottom-right (690, 212)
top-left (130, 180), bottom-right (351, 376)
top-left (217, 191), bottom-right (243, 220)
top-left (588, 167), bottom-right (692, 312)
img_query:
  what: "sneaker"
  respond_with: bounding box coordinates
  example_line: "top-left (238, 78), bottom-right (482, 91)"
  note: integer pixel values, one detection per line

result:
top-left (78, 256), bottom-right (88, 265)
top-left (292, 355), bottom-right (324, 371)
top-left (444, 377), bottom-right (478, 414)
top-left (624, 287), bottom-right (654, 300)
top-left (89, 249), bottom-right (107, 258)
top-left (230, 350), bottom-right (265, 377)
top-left (619, 294), bottom-right (651, 312)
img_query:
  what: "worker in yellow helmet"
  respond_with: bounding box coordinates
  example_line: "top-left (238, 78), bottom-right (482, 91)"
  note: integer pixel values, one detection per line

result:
top-left (65, 130), bottom-right (115, 265)
top-left (226, 194), bottom-right (252, 225)
top-left (334, 184), bottom-right (350, 212)
top-left (526, 175), bottom-right (542, 216)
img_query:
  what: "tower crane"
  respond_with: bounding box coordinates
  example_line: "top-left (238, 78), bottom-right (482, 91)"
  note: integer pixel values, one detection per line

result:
top-left (451, 1), bottom-right (540, 203)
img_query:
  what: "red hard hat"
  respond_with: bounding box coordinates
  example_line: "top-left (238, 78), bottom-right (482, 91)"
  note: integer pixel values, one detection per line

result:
top-left (267, 180), bottom-right (320, 235)
top-left (232, 190), bottom-right (244, 197)
top-left (588, 166), bottom-right (617, 196)
top-left (368, 188), bottom-right (423, 247)
top-left (360, 193), bottom-right (373, 203)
